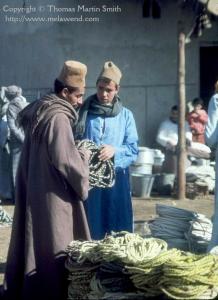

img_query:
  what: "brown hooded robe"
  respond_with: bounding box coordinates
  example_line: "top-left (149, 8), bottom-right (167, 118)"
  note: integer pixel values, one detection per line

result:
top-left (3, 94), bottom-right (90, 300)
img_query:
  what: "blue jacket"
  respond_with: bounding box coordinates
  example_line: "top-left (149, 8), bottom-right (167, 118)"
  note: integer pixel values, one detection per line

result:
top-left (83, 106), bottom-right (139, 169)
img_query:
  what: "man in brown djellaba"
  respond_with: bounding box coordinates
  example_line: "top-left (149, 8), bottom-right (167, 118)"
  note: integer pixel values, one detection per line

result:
top-left (3, 60), bottom-right (91, 300)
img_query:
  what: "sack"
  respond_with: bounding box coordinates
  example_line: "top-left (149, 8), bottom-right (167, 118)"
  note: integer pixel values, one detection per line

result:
top-left (191, 142), bottom-right (211, 153)
top-left (207, 0), bottom-right (218, 15)
top-left (187, 142), bottom-right (211, 159)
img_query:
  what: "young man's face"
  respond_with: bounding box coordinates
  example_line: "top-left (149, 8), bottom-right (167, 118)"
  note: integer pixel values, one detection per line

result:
top-left (63, 87), bottom-right (85, 109)
top-left (96, 80), bottom-right (119, 105)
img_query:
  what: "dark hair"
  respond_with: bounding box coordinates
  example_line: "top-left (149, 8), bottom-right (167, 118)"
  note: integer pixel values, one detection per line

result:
top-left (192, 97), bottom-right (204, 107)
top-left (171, 105), bottom-right (178, 111)
top-left (96, 77), bottom-right (119, 89)
top-left (54, 78), bottom-right (78, 94)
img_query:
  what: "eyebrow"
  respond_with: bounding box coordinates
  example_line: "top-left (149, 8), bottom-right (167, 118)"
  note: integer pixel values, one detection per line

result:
top-left (98, 86), bottom-right (113, 91)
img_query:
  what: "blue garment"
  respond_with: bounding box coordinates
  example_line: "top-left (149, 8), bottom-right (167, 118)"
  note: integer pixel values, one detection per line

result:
top-left (84, 107), bottom-right (138, 169)
top-left (0, 114), bottom-right (12, 200)
top-left (6, 96), bottom-right (28, 190)
top-left (205, 93), bottom-right (218, 251)
top-left (85, 168), bottom-right (133, 240)
top-left (83, 105), bottom-right (138, 240)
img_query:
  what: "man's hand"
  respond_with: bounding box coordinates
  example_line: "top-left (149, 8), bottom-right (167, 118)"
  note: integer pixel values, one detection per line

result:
top-left (166, 141), bottom-right (176, 152)
top-left (99, 145), bottom-right (115, 161)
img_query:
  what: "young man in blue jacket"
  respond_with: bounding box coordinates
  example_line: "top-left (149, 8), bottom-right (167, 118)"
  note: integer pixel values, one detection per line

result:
top-left (76, 61), bottom-right (139, 240)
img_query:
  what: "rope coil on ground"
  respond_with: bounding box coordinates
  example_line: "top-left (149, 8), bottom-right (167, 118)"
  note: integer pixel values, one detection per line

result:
top-left (65, 231), bottom-right (218, 299)
top-left (149, 204), bottom-right (212, 253)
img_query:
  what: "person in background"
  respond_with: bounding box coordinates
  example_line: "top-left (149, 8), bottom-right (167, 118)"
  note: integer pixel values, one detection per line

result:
top-left (0, 87), bottom-right (12, 202)
top-left (187, 97), bottom-right (208, 144)
top-left (75, 61), bottom-right (139, 240)
top-left (205, 80), bottom-right (218, 252)
top-left (5, 85), bottom-right (29, 199)
top-left (156, 105), bottom-right (192, 174)
top-left (3, 60), bottom-right (91, 300)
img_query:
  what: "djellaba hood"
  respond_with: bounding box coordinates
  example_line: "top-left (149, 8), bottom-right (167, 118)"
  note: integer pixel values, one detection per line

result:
top-left (18, 93), bottom-right (78, 142)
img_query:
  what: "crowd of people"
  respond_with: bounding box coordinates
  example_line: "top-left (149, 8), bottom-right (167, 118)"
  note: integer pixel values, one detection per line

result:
top-left (156, 99), bottom-right (210, 176)
top-left (1, 59), bottom-right (218, 299)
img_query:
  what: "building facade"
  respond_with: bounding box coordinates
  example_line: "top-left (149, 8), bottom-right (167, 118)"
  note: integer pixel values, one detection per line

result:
top-left (0, 0), bottom-right (218, 146)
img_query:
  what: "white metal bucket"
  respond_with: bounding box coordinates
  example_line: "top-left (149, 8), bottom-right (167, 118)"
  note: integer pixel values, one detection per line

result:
top-left (131, 173), bottom-right (155, 198)
top-left (130, 163), bottom-right (152, 175)
top-left (136, 147), bottom-right (154, 165)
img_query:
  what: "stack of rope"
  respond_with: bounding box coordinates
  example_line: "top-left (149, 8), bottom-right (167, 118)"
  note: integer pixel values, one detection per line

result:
top-left (77, 140), bottom-right (115, 189)
top-left (65, 231), bottom-right (218, 299)
top-left (65, 241), bottom-right (99, 299)
top-left (159, 251), bottom-right (218, 300)
top-left (187, 214), bottom-right (212, 253)
top-left (65, 232), bottom-right (167, 299)
top-left (149, 204), bottom-right (212, 253)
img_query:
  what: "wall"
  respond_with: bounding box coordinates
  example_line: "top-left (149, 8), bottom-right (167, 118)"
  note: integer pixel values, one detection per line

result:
top-left (0, 0), bottom-right (218, 146)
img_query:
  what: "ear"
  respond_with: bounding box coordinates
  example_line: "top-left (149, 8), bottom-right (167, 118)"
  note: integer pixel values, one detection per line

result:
top-left (116, 85), bottom-right (120, 94)
top-left (60, 88), bottom-right (69, 99)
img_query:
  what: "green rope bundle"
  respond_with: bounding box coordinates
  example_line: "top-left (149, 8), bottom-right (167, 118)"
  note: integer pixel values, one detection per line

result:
top-left (65, 232), bottom-right (218, 299)
top-left (159, 252), bottom-right (218, 299)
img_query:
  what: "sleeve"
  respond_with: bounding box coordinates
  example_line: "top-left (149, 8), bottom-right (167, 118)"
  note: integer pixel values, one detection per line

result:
top-left (114, 110), bottom-right (139, 168)
top-left (47, 113), bottom-right (89, 200)
top-left (205, 95), bottom-right (218, 147)
top-left (187, 112), bottom-right (195, 128)
top-left (7, 101), bottom-right (25, 143)
top-left (198, 110), bottom-right (208, 124)
top-left (156, 121), bottom-right (170, 147)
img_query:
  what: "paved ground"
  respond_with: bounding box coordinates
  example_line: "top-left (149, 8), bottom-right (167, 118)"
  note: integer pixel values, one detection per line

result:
top-left (0, 195), bottom-right (215, 285)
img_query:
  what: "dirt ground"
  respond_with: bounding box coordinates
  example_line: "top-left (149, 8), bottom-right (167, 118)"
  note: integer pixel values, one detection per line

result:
top-left (0, 195), bottom-right (215, 285)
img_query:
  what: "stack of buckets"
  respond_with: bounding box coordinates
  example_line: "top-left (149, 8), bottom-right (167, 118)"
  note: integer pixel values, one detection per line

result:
top-left (130, 147), bottom-right (164, 198)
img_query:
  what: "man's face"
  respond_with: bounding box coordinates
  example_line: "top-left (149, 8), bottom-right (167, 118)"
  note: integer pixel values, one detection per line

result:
top-left (64, 87), bottom-right (85, 109)
top-left (96, 80), bottom-right (119, 105)
top-left (170, 109), bottom-right (178, 123)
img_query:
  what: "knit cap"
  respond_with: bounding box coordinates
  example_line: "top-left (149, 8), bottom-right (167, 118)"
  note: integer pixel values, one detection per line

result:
top-left (98, 61), bottom-right (122, 85)
top-left (57, 60), bottom-right (87, 88)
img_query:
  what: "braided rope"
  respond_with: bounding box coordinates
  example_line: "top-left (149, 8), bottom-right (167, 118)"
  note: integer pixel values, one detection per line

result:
top-left (66, 232), bottom-right (218, 299)
top-left (77, 140), bottom-right (115, 188)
